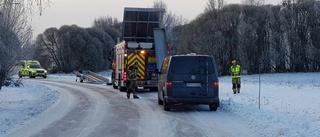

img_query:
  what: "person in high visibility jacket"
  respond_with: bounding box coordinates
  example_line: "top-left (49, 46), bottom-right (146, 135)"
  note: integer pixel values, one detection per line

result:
top-left (126, 62), bottom-right (140, 99)
top-left (230, 60), bottom-right (241, 94)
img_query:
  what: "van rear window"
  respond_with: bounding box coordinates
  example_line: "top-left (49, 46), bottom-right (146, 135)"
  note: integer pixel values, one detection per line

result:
top-left (170, 57), bottom-right (214, 74)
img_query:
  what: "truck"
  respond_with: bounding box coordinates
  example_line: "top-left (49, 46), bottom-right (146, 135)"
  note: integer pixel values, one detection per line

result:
top-left (18, 60), bottom-right (48, 78)
top-left (111, 7), bottom-right (167, 91)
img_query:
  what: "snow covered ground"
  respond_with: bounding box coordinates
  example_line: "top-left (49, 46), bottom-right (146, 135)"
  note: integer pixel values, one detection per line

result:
top-left (0, 71), bottom-right (319, 137)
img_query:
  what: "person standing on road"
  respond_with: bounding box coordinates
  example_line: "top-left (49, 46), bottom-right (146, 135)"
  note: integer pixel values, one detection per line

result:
top-left (127, 62), bottom-right (140, 99)
top-left (230, 60), bottom-right (241, 94)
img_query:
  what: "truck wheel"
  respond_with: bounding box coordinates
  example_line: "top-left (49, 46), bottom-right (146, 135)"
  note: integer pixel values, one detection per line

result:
top-left (113, 83), bottom-right (118, 89)
top-left (18, 72), bottom-right (22, 78)
top-left (209, 103), bottom-right (218, 111)
top-left (43, 76), bottom-right (47, 78)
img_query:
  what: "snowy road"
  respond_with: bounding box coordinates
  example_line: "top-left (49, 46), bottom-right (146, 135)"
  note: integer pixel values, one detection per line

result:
top-left (5, 79), bottom-right (257, 137)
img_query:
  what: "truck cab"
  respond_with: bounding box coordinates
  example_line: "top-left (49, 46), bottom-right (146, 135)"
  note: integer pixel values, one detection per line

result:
top-left (18, 60), bottom-right (47, 78)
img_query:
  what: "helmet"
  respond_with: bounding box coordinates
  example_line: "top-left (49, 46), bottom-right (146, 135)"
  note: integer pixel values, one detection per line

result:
top-left (232, 60), bottom-right (236, 64)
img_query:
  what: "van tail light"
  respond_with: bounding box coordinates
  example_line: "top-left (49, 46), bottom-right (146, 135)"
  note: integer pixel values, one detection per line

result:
top-left (166, 80), bottom-right (172, 89)
top-left (124, 72), bottom-right (127, 82)
top-left (214, 80), bottom-right (219, 89)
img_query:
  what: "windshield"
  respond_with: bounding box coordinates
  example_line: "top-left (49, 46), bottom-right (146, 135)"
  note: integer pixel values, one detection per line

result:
top-left (29, 65), bottom-right (42, 69)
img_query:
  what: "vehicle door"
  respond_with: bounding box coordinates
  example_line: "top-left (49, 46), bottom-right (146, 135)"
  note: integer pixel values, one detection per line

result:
top-left (169, 56), bottom-right (214, 98)
top-left (158, 57), bottom-right (169, 97)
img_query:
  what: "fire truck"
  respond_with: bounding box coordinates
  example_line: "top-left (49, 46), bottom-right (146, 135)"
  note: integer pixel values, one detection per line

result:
top-left (112, 7), bottom-right (167, 91)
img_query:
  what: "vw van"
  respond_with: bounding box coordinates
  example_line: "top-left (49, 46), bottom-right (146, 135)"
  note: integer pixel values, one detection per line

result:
top-left (158, 54), bottom-right (219, 111)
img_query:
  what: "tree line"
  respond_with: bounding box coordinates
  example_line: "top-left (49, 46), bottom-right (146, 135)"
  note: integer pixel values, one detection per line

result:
top-left (170, 0), bottom-right (320, 75)
top-left (34, 18), bottom-right (121, 73)
top-left (2, 0), bottom-right (319, 89)
top-left (35, 0), bottom-right (186, 74)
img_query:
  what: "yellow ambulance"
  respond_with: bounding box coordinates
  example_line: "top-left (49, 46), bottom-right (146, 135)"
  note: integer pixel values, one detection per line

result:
top-left (18, 60), bottom-right (47, 78)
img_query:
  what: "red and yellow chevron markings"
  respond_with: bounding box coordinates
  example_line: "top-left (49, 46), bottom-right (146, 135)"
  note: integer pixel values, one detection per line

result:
top-left (128, 53), bottom-right (145, 79)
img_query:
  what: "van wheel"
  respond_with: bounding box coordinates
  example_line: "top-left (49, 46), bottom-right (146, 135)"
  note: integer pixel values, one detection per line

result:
top-left (163, 97), bottom-right (171, 111)
top-left (209, 103), bottom-right (218, 111)
top-left (158, 93), bottom-right (163, 105)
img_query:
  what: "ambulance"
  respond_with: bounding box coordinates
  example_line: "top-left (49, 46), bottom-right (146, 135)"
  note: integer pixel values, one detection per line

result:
top-left (18, 60), bottom-right (47, 78)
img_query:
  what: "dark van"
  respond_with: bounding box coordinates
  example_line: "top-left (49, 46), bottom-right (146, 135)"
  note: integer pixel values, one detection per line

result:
top-left (158, 53), bottom-right (220, 111)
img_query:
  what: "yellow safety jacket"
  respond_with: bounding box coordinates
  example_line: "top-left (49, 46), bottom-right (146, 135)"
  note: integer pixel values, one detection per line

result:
top-left (128, 66), bottom-right (138, 81)
top-left (230, 65), bottom-right (241, 78)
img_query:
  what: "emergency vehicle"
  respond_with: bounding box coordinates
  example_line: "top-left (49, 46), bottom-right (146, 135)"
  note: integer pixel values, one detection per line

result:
top-left (112, 7), bottom-right (167, 91)
top-left (18, 60), bottom-right (47, 78)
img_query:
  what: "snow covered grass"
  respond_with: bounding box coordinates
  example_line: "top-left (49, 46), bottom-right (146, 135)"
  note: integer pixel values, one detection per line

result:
top-left (219, 73), bottom-right (320, 137)
top-left (0, 72), bottom-right (319, 137)
top-left (0, 82), bottom-right (59, 134)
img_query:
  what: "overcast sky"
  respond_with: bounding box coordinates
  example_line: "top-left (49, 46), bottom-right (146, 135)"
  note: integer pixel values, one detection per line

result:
top-left (31, 0), bottom-right (281, 39)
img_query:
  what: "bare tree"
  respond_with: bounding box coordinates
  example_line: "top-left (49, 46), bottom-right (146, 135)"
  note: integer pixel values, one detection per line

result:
top-left (153, 0), bottom-right (188, 55)
top-left (0, 0), bottom-right (50, 89)
top-left (92, 16), bottom-right (121, 43)
top-left (35, 27), bottom-right (61, 70)
top-left (0, 28), bottom-right (21, 89)
top-left (0, 1), bottom-right (26, 89)
top-left (242, 0), bottom-right (265, 5)
top-left (205, 0), bottom-right (226, 12)
top-left (217, 0), bottom-right (225, 9)
top-left (205, 0), bottom-right (216, 12)
top-left (153, 0), bottom-right (167, 9)
top-left (92, 16), bottom-right (119, 29)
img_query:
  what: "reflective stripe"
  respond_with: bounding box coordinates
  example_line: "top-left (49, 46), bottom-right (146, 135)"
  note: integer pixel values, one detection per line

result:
top-left (128, 53), bottom-right (145, 79)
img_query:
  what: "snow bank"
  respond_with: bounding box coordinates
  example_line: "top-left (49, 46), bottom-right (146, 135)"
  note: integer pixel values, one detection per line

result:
top-left (0, 82), bottom-right (59, 134)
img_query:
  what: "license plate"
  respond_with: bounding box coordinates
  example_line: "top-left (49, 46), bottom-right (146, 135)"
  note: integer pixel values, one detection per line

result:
top-left (186, 83), bottom-right (201, 87)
